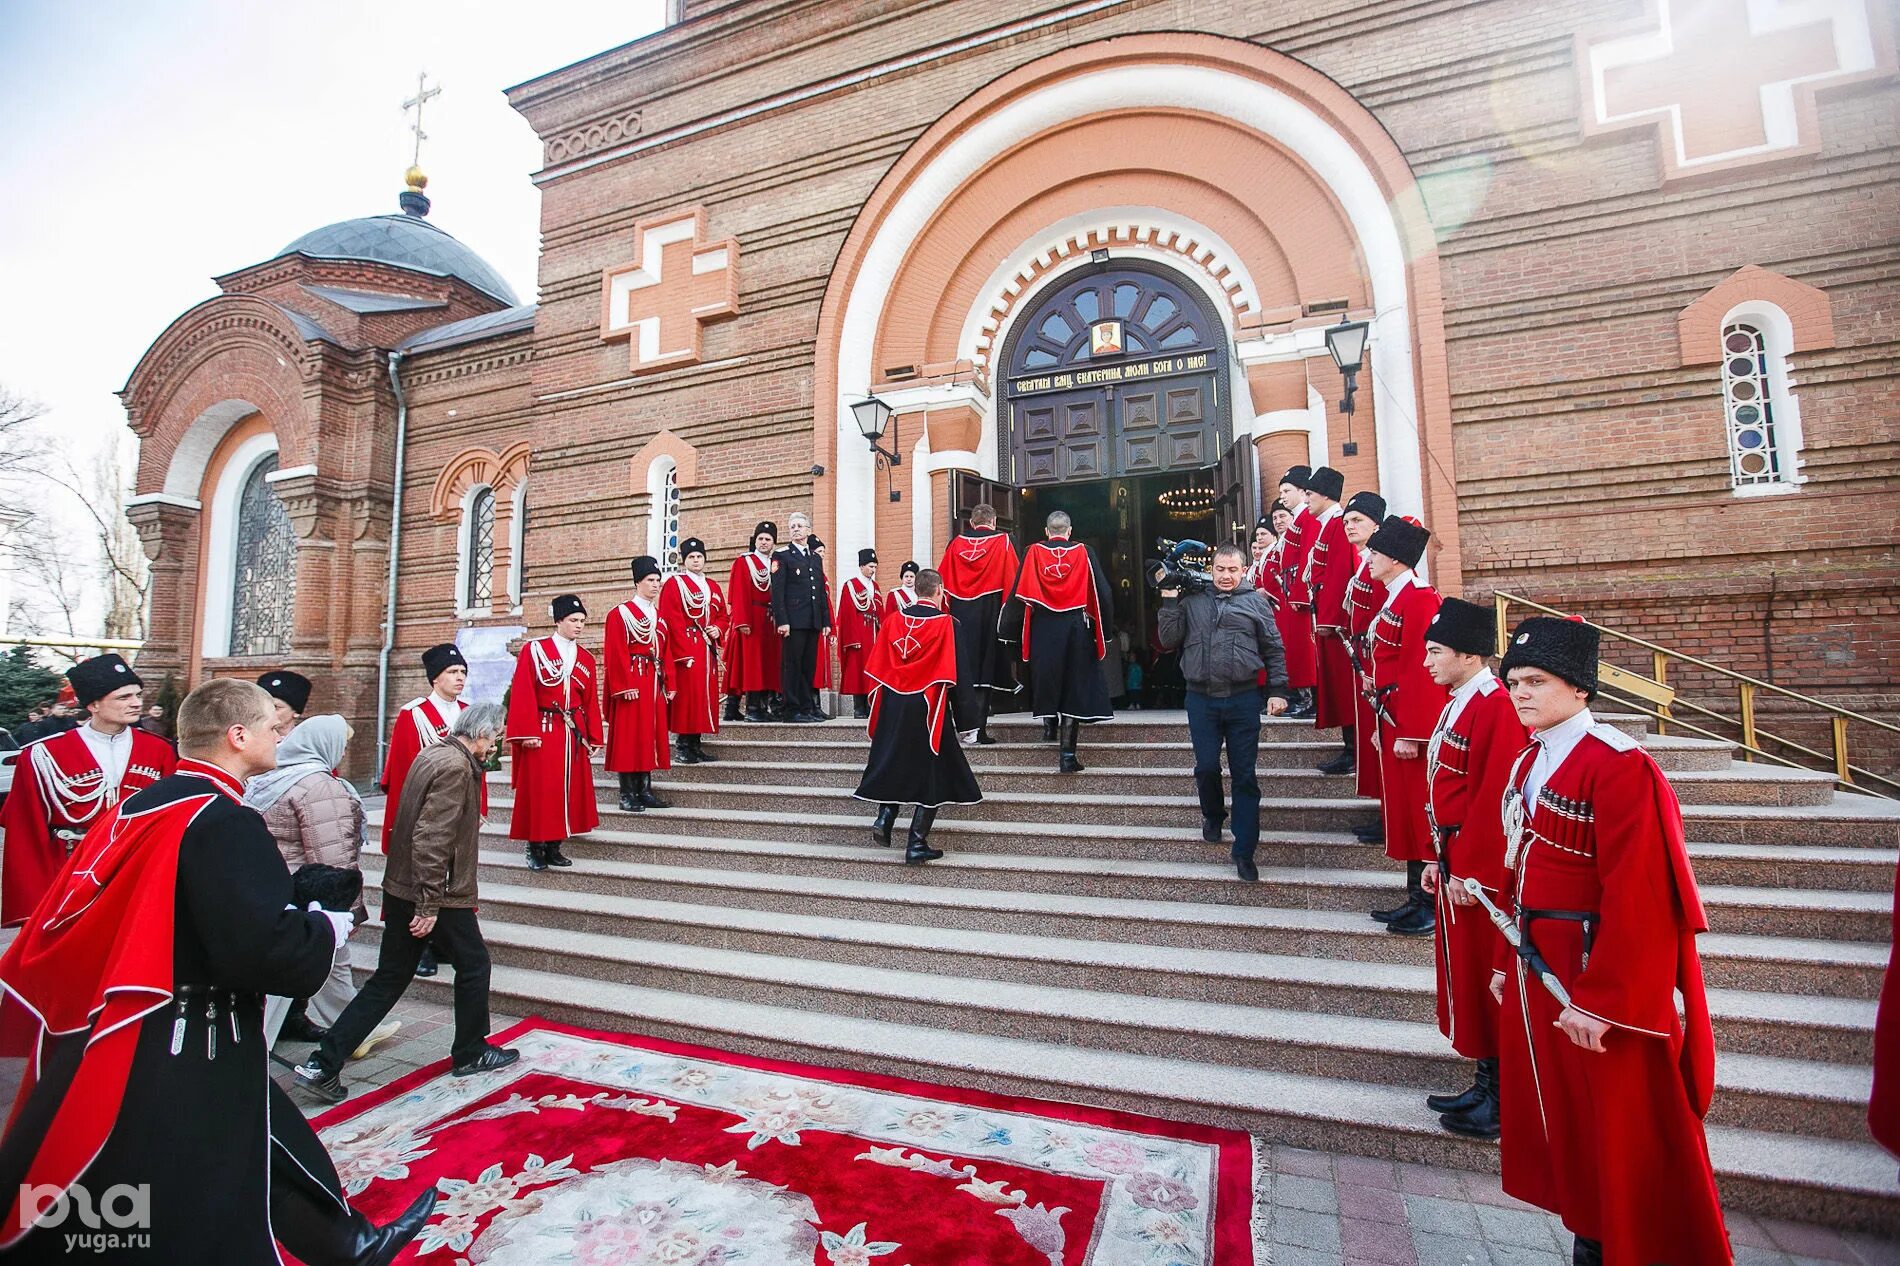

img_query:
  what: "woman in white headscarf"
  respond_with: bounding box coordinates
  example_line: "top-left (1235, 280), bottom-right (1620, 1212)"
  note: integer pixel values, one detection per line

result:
top-left (245, 715), bottom-right (400, 1058)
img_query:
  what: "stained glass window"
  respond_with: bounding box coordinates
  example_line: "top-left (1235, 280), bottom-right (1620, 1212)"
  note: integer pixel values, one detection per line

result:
top-left (658, 464), bottom-right (681, 572)
top-left (1720, 322), bottom-right (1784, 488)
top-left (465, 486), bottom-right (495, 609)
top-left (229, 456), bottom-right (295, 657)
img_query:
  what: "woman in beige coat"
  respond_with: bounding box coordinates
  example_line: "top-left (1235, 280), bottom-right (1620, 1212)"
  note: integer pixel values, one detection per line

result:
top-left (246, 714), bottom-right (399, 1057)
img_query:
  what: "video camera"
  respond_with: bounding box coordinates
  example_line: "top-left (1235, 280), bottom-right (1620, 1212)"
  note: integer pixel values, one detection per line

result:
top-left (1146, 538), bottom-right (1213, 595)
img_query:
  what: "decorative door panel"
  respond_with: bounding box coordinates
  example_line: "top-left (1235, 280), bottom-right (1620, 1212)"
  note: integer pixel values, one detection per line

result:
top-left (1000, 261), bottom-right (1231, 486)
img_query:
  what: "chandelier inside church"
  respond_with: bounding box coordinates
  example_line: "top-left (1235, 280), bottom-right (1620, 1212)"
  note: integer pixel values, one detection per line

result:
top-left (1155, 485), bottom-right (1217, 521)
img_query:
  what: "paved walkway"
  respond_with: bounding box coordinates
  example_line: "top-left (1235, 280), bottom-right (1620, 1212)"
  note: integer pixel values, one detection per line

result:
top-left (0, 990), bottom-right (1891, 1263)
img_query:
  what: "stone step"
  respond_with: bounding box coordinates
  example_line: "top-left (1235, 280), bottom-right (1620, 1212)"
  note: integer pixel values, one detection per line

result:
top-left (353, 875), bottom-right (1877, 1073)
top-left (358, 846), bottom-right (1888, 999)
top-left (1678, 795), bottom-right (1900, 848)
top-left (346, 953), bottom-right (1900, 1232)
top-left (629, 761), bottom-right (1359, 799)
top-left (692, 713), bottom-right (1345, 746)
top-left (699, 736), bottom-right (1340, 769)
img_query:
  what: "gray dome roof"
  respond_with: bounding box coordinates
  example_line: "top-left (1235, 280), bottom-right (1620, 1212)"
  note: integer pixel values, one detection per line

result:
top-left (277, 214), bottom-right (518, 305)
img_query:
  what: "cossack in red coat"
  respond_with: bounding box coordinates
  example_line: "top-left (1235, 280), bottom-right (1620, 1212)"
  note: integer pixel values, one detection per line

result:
top-left (661, 572), bottom-right (728, 736)
top-left (1495, 722), bottom-right (1730, 1264)
top-left (834, 577), bottom-right (880, 695)
top-left (1424, 669), bottom-right (1527, 1059)
top-left (1371, 574), bottom-right (1448, 863)
top-left (377, 695), bottom-right (482, 852)
top-left (605, 598), bottom-right (672, 774)
top-left (724, 551), bottom-right (780, 695)
top-left (1277, 513), bottom-right (1319, 690)
top-left (1260, 538), bottom-right (1315, 691)
top-left (1344, 561), bottom-right (1384, 799)
top-left (1306, 510), bottom-right (1358, 730)
top-left (506, 637), bottom-right (603, 841)
top-left (1, 727), bottom-right (175, 928)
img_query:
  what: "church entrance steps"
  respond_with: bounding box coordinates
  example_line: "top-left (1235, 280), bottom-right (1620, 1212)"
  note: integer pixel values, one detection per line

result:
top-left (347, 903), bottom-right (1871, 1139)
top-left (342, 953), bottom-right (1900, 1232)
top-left (356, 843), bottom-right (1886, 997)
top-left (1677, 795), bottom-right (1900, 847)
top-left (622, 761), bottom-right (1354, 799)
top-left (704, 714), bottom-right (1348, 745)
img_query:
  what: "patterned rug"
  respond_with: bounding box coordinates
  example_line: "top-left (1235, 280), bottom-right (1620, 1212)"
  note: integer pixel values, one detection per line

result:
top-left (305, 1017), bottom-right (1255, 1265)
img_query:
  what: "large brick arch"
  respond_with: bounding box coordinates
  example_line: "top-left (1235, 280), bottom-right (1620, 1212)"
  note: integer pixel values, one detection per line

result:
top-left (812, 32), bottom-right (1459, 585)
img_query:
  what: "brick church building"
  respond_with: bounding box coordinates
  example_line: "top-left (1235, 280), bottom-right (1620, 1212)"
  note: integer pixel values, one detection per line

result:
top-left (121, 0), bottom-right (1898, 777)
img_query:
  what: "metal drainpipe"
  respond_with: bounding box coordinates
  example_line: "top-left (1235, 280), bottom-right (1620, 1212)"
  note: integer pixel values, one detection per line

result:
top-left (376, 349), bottom-right (409, 774)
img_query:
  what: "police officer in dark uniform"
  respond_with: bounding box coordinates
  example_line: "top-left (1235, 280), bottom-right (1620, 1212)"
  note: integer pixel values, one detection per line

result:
top-left (770, 510), bottom-right (832, 722)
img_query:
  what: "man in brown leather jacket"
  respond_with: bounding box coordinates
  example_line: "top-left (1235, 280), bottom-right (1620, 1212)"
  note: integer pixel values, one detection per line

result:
top-left (292, 703), bottom-right (518, 1102)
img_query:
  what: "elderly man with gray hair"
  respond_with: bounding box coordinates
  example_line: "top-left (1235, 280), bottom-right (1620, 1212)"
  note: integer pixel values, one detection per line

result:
top-left (293, 702), bottom-right (518, 1102)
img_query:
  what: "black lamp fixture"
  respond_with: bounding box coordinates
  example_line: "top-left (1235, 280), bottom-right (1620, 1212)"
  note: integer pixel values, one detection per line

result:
top-left (1323, 317), bottom-right (1370, 457)
top-left (851, 394), bottom-right (903, 502)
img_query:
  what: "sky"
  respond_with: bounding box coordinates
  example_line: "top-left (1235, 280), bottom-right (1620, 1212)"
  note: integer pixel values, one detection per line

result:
top-left (0, 0), bottom-right (668, 473)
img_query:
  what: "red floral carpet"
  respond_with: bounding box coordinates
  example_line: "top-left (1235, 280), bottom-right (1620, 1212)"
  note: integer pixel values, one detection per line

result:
top-left (305, 1017), bottom-right (1254, 1265)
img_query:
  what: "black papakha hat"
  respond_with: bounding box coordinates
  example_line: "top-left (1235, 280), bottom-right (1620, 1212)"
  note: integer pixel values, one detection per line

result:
top-left (256, 670), bottom-right (312, 714)
top-left (1343, 491), bottom-right (1387, 524)
top-left (1500, 616), bottom-right (1599, 699)
top-left (751, 521), bottom-right (778, 545)
top-left (858, 548), bottom-right (877, 566)
top-left (899, 559), bottom-right (919, 578)
top-left (550, 594), bottom-right (586, 621)
top-left (1307, 466), bottom-right (1345, 501)
top-left (1424, 597), bottom-right (1496, 657)
top-left (630, 556), bottom-right (662, 583)
top-left (68, 654), bottom-right (141, 707)
top-left (1365, 516), bottom-right (1430, 569)
top-left (679, 537), bottom-right (706, 559)
top-left (421, 643), bottom-right (466, 682)
top-left (1280, 465), bottom-right (1312, 490)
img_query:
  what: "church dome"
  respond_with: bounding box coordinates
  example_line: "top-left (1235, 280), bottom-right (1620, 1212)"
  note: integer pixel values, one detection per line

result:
top-left (277, 212), bottom-right (519, 306)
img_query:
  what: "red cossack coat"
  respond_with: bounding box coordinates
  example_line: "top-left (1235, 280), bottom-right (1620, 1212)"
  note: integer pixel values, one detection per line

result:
top-left (377, 695), bottom-right (482, 852)
top-left (834, 576), bottom-right (880, 695)
top-left (1424, 671), bottom-right (1527, 1059)
top-left (1274, 517), bottom-right (1317, 690)
top-left (1495, 728), bottom-right (1730, 1264)
top-left (604, 599), bottom-right (672, 774)
top-left (724, 552), bottom-right (780, 695)
top-left (1306, 511), bottom-right (1358, 730)
top-left (1344, 562), bottom-right (1384, 799)
top-left (505, 638), bottom-right (603, 841)
top-left (661, 573), bottom-right (728, 736)
top-left (1370, 575), bottom-right (1448, 863)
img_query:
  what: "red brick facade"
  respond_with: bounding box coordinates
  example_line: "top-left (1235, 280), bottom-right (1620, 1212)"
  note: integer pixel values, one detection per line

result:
top-left (125, 1), bottom-right (1900, 779)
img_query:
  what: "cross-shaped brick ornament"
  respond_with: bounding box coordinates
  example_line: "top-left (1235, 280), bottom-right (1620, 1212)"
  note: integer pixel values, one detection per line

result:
top-left (600, 208), bottom-right (740, 373)
top-left (1580, 0), bottom-right (1891, 181)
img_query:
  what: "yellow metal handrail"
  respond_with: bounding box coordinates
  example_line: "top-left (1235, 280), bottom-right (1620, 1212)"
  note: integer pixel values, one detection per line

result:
top-left (1493, 592), bottom-right (1898, 799)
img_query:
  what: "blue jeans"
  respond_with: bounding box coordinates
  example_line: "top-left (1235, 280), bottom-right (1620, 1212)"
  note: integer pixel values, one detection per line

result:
top-left (1186, 687), bottom-right (1262, 861)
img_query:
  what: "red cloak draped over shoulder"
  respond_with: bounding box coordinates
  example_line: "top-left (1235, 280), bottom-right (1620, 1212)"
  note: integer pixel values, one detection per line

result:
top-left (938, 531), bottom-right (1020, 601)
top-left (864, 608), bottom-right (959, 754)
top-left (1011, 541), bottom-right (1104, 662)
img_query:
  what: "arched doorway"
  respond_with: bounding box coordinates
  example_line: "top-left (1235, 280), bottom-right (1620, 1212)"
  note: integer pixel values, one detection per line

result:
top-left (998, 261), bottom-right (1230, 486)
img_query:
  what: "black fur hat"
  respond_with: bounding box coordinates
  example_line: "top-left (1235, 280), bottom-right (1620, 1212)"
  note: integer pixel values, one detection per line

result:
top-left (1425, 598), bottom-right (1496, 657)
top-left (1365, 516), bottom-right (1429, 569)
top-left (1500, 616), bottom-right (1600, 699)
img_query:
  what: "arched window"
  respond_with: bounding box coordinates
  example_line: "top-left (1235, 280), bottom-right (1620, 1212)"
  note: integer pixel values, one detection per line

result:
top-left (646, 456), bottom-right (681, 571)
top-left (463, 485), bottom-right (495, 611)
top-left (508, 480), bottom-right (527, 610)
top-left (228, 456), bottom-right (295, 657)
top-left (1720, 319), bottom-right (1798, 492)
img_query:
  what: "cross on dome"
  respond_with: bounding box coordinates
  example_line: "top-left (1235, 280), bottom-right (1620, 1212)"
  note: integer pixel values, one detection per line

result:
top-left (1581, 0), bottom-right (1888, 180)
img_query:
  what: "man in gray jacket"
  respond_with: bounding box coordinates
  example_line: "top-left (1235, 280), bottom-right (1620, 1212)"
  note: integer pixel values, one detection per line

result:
top-left (292, 703), bottom-right (518, 1102)
top-left (1157, 543), bottom-right (1290, 881)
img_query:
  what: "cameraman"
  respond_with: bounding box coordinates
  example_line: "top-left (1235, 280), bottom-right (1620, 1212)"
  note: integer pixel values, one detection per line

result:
top-left (1157, 543), bottom-right (1290, 881)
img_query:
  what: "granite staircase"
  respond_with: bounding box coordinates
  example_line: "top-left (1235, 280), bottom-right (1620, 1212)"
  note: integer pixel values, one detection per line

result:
top-left (357, 710), bottom-right (1900, 1233)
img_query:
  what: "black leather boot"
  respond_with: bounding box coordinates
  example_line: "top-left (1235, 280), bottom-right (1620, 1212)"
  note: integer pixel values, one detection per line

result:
top-left (744, 693), bottom-right (771, 722)
top-left (905, 806), bottom-right (943, 863)
top-left (1440, 1057), bottom-right (1500, 1138)
top-left (413, 946), bottom-right (438, 978)
top-left (1058, 719), bottom-right (1085, 773)
top-left (1386, 879), bottom-right (1436, 936)
top-left (723, 693), bottom-right (743, 722)
top-left (1372, 861), bottom-right (1424, 921)
top-left (675, 735), bottom-right (702, 765)
top-left (543, 839), bottom-right (573, 868)
top-left (853, 694), bottom-right (870, 720)
top-left (272, 1184), bottom-right (438, 1266)
top-left (976, 726), bottom-right (997, 745)
top-left (693, 733), bottom-right (717, 762)
top-left (1317, 726), bottom-right (1355, 775)
top-left (1572, 1236), bottom-right (1603, 1266)
top-left (619, 773), bottom-right (638, 811)
top-left (870, 803), bottom-right (898, 848)
top-left (525, 842), bottom-right (548, 872)
top-left (1041, 717), bottom-right (1059, 742)
top-left (1353, 816), bottom-right (1386, 844)
top-left (1426, 1059), bottom-right (1486, 1115)
top-left (1286, 688), bottom-right (1316, 719)
top-left (638, 771), bottom-right (668, 809)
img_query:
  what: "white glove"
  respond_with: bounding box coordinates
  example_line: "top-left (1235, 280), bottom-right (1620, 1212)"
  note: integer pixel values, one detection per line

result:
top-left (307, 900), bottom-right (355, 946)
